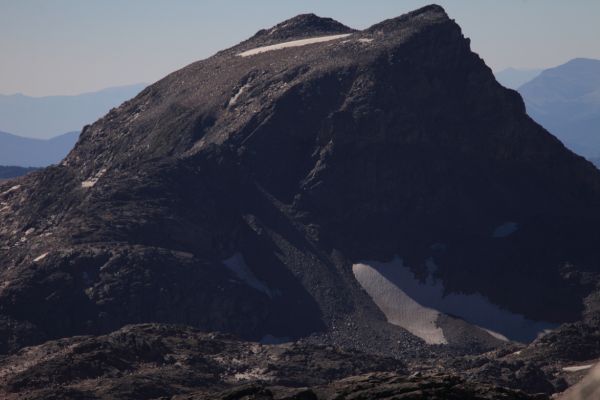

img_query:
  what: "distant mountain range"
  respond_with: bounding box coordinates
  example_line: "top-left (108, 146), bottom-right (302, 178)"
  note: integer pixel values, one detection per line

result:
top-left (0, 83), bottom-right (146, 168)
top-left (0, 83), bottom-right (146, 139)
top-left (0, 130), bottom-right (78, 167)
top-left (517, 58), bottom-right (600, 160)
top-left (0, 166), bottom-right (37, 180)
top-left (494, 67), bottom-right (542, 89)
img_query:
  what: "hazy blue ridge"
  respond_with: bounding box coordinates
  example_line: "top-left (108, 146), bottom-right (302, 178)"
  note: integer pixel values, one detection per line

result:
top-left (494, 67), bottom-right (542, 89)
top-left (0, 130), bottom-right (79, 167)
top-left (0, 83), bottom-right (146, 139)
top-left (518, 58), bottom-right (600, 159)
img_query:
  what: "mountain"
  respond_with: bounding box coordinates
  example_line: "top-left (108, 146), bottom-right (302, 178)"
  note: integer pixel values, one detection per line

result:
top-left (518, 58), bottom-right (600, 159)
top-left (0, 166), bottom-right (38, 180)
top-left (0, 83), bottom-right (146, 139)
top-left (1, 5), bottom-right (600, 397)
top-left (495, 67), bottom-right (543, 89)
top-left (0, 130), bottom-right (78, 167)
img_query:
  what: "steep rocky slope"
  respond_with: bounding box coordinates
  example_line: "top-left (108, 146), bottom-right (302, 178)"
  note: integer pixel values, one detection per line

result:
top-left (1, 5), bottom-right (600, 396)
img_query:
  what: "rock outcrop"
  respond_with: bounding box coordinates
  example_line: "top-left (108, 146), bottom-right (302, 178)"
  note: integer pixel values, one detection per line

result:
top-left (0, 323), bottom-right (545, 400)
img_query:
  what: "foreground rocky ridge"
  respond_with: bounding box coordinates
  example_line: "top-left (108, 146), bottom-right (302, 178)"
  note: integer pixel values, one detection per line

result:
top-left (0, 324), bottom-right (545, 400)
top-left (1, 3), bottom-right (600, 398)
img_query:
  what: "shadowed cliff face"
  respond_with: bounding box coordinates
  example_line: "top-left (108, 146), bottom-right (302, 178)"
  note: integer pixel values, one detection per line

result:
top-left (0, 4), bottom-right (600, 359)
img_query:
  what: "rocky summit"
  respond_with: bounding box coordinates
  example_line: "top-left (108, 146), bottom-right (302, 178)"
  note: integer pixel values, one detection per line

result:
top-left (0, 4), bottom-right (599, 398)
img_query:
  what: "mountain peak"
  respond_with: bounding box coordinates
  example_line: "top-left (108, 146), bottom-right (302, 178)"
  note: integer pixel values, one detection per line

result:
top-left (366, 4), bottom-right (449, 33)
top-left (247, 13), bottom-right (355, 45)
top-left (566, 57), bottom-right (600, 65)
top-left (410, 4), bottom-right (447, 15)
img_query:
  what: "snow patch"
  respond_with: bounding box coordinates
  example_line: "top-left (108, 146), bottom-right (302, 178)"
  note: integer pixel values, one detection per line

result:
top-left (563, 364), bottom-right (594, 372)
top-left (81, 168), bottom-right (107, 189)
top-left (358, 38), bottom-right (374, 43)
top-left (0, 185), bottom-right (21, 197)
top-left (238, 33), bottom-right (352, 57)
top-left (232, 367), bottom-right (271, 382)
top-left (223, 253), bottom-right (271, 296)
top-left (81, 179), bottom-right (97, 188)
top-left (493, 221), bottom-right (519, 238)
top-left (33, 253), bottom-right (48, 263)
top-left (481, 328), bottom-right (509, 342)
top-left (353, 256), bottom-right (555, 343)
top-left (353, 261), bottom-right (447, 344)
top-left (560, 363), bottom-right (600, 400)
top-left (228, 83), bottom-right (251, 106)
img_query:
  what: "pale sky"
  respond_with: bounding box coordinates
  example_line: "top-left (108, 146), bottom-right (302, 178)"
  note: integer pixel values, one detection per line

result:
top-left (1, 0), bottom-right (599, 97)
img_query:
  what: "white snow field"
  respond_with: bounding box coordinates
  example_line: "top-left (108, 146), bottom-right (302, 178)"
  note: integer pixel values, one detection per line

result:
top-left (353, 261), bottom-right (447, 344)
top-left (228, 82), bottom-right (251, 106)
top-left (0, 185), bottom-right (21, 197)
top-left (33, 252), bottom-right (48, 263)
top-left (238, 33), bottom-right (352, 57)
top-left (353, 256), bottom-right (555, 343)
top-left (81, 179), bottom-right (97, 188)
top-left (559, 363), bottom-right (600, 400)
top-left (81, 168), bottom-right (107, 189)
top-left (223, 252), bottom-right (272, 297)
top-left (563, 364), bottom-right (594, 372)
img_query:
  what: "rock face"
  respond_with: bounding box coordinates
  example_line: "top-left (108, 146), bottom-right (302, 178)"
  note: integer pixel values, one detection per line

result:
top-left (1, 6), bottom-right (600, 396)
